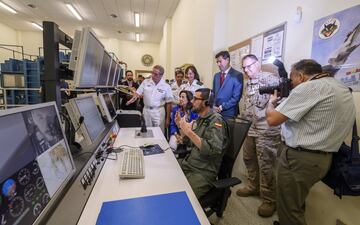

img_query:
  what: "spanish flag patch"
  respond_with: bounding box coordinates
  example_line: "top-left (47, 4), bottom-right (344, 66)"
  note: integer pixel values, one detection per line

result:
top-left (214, 122), bottom-right (222, 128)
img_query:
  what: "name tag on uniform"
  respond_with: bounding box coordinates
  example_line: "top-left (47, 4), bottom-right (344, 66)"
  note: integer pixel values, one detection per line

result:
top-left (157, 88), bottom-right (165, 93)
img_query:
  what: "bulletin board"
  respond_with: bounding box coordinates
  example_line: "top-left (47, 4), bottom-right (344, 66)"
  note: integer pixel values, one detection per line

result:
top-left (228, 22), bottom-right (287, 74)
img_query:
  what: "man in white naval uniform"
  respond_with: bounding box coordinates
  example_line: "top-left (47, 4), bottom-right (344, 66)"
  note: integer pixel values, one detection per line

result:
top-left (127, 65), bottom-right (173, 133)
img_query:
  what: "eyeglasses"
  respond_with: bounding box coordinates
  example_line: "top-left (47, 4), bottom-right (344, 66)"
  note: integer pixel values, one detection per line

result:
top-left (193, 96), bottom-right (205, 101)
top-left (242, 61), bottom-right (257, 70)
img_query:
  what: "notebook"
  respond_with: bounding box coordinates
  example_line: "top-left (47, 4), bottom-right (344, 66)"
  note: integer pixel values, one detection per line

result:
top-left (140, 144), bottom-right (164, 156)
top-left (96, 191), bottom-right (200, 225)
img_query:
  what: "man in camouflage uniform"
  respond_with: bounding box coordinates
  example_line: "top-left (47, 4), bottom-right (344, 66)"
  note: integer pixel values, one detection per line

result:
top-left (177, 88), bottom-right (230, 199)
top-left (236, 54), bottom-right (281, 217)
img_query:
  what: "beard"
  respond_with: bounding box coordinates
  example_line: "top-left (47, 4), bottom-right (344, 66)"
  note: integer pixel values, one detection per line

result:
top-left (192, 105), bottom-right (201, 113)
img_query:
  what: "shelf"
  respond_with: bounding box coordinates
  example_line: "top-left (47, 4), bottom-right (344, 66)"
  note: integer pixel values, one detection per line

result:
top-left (0, 71), bottom-right (24, 75)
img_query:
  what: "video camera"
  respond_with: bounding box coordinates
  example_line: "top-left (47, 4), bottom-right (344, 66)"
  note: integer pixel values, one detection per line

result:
top-left (258, 59), bottom-right (291, 98)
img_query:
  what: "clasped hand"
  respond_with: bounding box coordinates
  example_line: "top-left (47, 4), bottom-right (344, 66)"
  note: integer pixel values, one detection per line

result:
top-left (269, 90), bottom-right (282, 106)
top-left (179, 117), bottom-right (193, 136)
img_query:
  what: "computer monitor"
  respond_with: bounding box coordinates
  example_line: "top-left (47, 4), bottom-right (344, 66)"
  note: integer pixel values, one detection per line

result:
top-left (106, 59), bottom-right (117, 86)
top-left (97, 51), bottom-right (111, 87)
top-left (113, 63), bottom-right (121, 86)
top-left (98, 93), bottom-right (117, 123)
top-left (67, 95), bottom-right (105, 146)
top-left (0, 102), bottom-right (75, 225)
top-left (72, 27), bottom-right (105, 88)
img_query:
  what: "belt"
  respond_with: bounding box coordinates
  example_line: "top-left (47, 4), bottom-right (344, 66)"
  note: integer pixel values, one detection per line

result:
top-left (287, 145), bottom-right (332, 155)
top-left (144, 105), bottom-right (164, 110)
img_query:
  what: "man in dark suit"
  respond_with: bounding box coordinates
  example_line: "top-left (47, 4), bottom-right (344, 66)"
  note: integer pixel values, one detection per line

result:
top-left (120, 70), bottom-right (139, 110)
top-left (213, 51), bottom-right (243, 120)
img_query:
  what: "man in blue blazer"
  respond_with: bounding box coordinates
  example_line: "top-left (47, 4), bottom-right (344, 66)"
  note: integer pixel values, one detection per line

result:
top-left (213, 51), bottom-right (243, 120)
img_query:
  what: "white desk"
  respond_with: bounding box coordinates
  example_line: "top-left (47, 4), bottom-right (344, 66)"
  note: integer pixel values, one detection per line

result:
top-left (77, 127), bottom-right (210, 225)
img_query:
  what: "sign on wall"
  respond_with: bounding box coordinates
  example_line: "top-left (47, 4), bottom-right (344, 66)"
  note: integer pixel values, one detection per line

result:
top-left (311, 4), bottom-right (360, 91)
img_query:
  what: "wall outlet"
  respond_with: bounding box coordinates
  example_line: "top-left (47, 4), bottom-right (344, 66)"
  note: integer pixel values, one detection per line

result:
top-left (336, 219), bottom-right (346, 225)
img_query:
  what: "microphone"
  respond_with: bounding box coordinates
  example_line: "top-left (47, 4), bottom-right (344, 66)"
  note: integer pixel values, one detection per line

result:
top-left (140, 115), bottom-right (147, 133)
top-left (74, 116), bottom-right (84, 132)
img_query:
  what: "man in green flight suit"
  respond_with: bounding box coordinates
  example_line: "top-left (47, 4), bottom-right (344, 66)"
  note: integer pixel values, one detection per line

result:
top-left (177, 88), bottom-right (230, 199)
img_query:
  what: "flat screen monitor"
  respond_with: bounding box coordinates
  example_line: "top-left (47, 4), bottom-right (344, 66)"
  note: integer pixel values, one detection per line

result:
top-left (0, 102), bottom-right (75, 225)
top-left (97, 51), bottom-right (111, 87)
top-left (98, 93), bottom-right (117, 123)
top-left (67, 95), bottom-right (105, 146)
top-left (73, 27), bottom-right (104, 88)
top-left (113, 63), bottom-right (121, 86)
top-left (107, 59), bottom-right (116, 86)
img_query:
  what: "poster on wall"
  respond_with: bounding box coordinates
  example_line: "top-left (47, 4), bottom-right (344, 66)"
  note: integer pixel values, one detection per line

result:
top-left (251, 35), bottom-right (263, 59)
top-left (311, 4), bottom-right (360, 91)
top-left (262, 24), bottom-right (286, 64)
top-left (230, 49), bottom-right (241, 72)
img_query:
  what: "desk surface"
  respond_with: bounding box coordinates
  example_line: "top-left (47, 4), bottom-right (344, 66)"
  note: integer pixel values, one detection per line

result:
top-left (77, 127), bottom-right (210, 225)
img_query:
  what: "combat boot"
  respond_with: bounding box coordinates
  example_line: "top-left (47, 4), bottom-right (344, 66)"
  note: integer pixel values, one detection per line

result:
top-left (258, 201), bottom-right (276, 217)
top-left (236, 186), bottom-right (259, 197)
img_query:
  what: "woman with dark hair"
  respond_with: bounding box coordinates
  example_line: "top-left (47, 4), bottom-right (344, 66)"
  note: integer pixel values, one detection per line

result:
top-left (180, 65), bottom-right (204, 94)
top-left (169, 90), bottom-right (198, 150)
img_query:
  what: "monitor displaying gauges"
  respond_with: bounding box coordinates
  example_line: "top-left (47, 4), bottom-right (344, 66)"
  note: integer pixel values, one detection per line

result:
top-left (0, 102), bottom-right (75, 225)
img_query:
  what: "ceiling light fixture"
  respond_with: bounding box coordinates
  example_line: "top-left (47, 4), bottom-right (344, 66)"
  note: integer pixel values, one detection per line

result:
top-left (31, 22), bottom-right (43, 31)
top-left (0, 1), bottom-right (17, 14)
top-left (66, 3), bottom-right (82, 21)
top-left (134, 12), bottom-right (140, 27)
top-left (135, 33), bottom-right (140, 42)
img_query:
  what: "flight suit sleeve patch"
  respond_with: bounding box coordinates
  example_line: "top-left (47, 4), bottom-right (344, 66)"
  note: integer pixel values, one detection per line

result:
top-left (214, 122), bottom-right (222, 128)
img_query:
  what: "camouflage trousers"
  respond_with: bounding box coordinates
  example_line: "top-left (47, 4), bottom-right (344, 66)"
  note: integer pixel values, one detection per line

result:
top-left (243, 135), bottom-right (281, 203)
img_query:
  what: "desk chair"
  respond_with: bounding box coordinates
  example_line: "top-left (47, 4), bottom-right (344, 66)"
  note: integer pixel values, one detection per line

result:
top-left (200, 118), bottom-right (251, 217)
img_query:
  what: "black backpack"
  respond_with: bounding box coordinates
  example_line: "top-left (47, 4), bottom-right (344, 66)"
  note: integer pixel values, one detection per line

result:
top-left (322, 120), bottom-right (360, 198)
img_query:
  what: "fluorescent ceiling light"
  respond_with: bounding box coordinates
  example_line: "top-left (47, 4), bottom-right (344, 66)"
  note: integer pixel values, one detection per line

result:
top-left (135, 33), bottom-right (140, 42)
top-left (66, 3), bottom-right (82, 21)
top-left (31, 22), bottom-right (43, 31)
top-left (0, 1), bottom-right (17, 14)
top-left (134, 12), bottom-right (140, 27)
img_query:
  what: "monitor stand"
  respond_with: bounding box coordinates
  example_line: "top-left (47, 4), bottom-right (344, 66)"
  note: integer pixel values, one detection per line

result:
top-left (135, 129), bottom-right (154, 138)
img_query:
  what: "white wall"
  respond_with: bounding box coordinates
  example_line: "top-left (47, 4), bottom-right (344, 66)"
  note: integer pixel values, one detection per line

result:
top-left (100, 38), bottom-right (159, 76)
top-left (0, 22), bottom-right (20, 62)
top-left (169, 0), bottom-right (219, 88)
top-left (160, 19), bottom-right (172, 78)
top-left (0, 25), bottom-right (44, 60)
top-left (227, 1), bottom-right (360, 224)
top-left (17, 31), bottom-right (43, 57)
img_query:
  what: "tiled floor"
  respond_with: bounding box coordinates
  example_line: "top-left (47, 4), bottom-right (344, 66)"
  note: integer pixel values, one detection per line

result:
top-left (208, 149), bottom-right (278, 225)
top-left (208, 184), bottom-right (278, 225)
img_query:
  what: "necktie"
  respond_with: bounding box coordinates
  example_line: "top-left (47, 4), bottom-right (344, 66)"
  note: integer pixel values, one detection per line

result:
top-left (220, 72), bottom-right (225, 86)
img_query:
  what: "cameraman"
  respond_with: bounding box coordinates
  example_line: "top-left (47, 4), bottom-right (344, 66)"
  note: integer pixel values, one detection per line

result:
top-left (236, 54), bottom-right (281, 217)
top-left (266, 59), bottom-right (356, 225)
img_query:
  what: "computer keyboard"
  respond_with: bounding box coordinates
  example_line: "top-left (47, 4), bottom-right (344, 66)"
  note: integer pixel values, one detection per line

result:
top-left (119, 148), bottom-right (145, 179)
